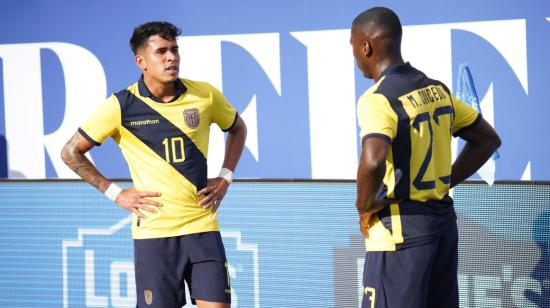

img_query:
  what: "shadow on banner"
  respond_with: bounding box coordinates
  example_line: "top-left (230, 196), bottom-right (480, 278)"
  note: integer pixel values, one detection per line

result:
top-left (0, 134), bottom-right (7, 178)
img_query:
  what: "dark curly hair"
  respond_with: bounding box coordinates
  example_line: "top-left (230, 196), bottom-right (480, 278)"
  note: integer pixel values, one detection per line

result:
top-left (130, 21), bottom-right (182, 55)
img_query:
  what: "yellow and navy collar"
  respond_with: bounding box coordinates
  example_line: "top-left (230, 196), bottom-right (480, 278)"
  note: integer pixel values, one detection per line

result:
top-left (137, 75), bottom-right (187, 103)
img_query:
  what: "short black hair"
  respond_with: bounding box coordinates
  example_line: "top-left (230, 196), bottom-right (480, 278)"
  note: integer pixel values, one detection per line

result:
top-left (352, 7), bottom-right (402, 39)
top-left (130, 21), bottom-right (182, 55)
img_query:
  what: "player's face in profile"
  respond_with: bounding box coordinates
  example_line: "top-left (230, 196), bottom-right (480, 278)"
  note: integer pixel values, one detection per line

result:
top-left (140, 35), bottom-right (180, 83)
top-left (350, 27), bottom-right (372, 79)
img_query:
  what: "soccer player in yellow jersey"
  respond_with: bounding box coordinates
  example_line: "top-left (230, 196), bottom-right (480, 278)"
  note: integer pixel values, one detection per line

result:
top-left (61, 22), bottom-right (246, 308)
top-left (350, 7), bottom-right (501, 308)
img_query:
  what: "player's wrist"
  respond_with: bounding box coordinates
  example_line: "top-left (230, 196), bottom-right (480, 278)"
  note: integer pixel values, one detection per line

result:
top-left (104, 182), bottom-right (122, 201)
top-left (218, 168), bottom-right (234, 184)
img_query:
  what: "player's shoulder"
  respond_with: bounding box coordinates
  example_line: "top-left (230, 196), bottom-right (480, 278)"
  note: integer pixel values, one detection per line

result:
top-left (180, 78), bottom-right (215, 93)
top-left (358, 79), bottom-right (392, 108)
top-left (421, 73), bottom-right (451, 94)
top-left (109, 82), bottom-right (139, 111)
top-left (181, 78), bottom-right (227, 105)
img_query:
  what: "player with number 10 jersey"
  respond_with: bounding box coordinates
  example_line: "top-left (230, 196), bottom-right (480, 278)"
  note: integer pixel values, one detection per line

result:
top-left (80, 76), bottom-right (238, 239)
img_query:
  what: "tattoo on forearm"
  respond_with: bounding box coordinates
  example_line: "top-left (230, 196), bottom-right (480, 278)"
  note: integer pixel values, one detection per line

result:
top-left (62, 134), bottom-right (107, 192)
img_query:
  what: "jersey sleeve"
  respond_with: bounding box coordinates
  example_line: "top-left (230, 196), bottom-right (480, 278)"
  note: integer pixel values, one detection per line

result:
top-left (210, 84), bottom-right (238, 131)
top-left (79, 95), bottom-right (121, 145)
top-left (357, 93), bottom-right (398, 143)
top-left (451, 95), bottom-right (481, 136)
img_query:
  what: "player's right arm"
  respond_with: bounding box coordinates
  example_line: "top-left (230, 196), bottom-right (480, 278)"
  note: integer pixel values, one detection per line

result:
top-left (61, 132), bottom-right (162, 218)
top-left (61, 132), bottom-right (110, 192)
top-left (61, 94), bottom-right (162, 217)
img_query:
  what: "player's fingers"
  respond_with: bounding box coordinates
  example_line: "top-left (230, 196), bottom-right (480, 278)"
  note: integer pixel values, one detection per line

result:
top-left (363, 220), bottom-right (371, 236)
top-left (201, 200), bottom-right (214, 210)
top-left (359, 211), bottom-right (372, 238)
top-left (196, 186), bottom-right (212, 196)
top-left (203, 194), bottom-right (222, 209)
top-left (360, 224), bottom-right (368, 238)
top-left (212, 199), bottom-right (222, 212)
top-left (138, 203), bottom-right (157, 214)
top-left (138, 191), bottom-right (162, 198)
top-left (198, 195), bottom-right (214, 207)
top-left (140, 198), bottom-right (163, 207)
top-left (205, 198), bottom-right (217, 209)
top-left (199, 189), bottom-right (221, 206)
top-left (132, 208), bottom-right (146, 218)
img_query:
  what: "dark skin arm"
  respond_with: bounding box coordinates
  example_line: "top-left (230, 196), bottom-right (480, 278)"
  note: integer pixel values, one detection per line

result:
top-left (356, 137), bottom-right (398, 237)
top-left (60, 132), bottom-right (162, 218)
top-left (197, 116), bottom-right (247, 211)
top-left (451, 117), bottom-right (502, 188)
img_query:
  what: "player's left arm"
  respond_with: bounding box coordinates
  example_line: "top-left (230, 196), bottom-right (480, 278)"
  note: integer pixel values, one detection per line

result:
top-left (450, 117), bottom-right (501, 188)
top-left (450, 96), bottom-right (501, 187)
top-left (198, 116), bottom-right (247, 211)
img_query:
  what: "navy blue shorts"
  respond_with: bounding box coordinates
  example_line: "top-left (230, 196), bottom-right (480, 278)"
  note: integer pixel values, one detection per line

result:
top-left (134, 231), bottom-right (231, 307)
top-left (362, 221), bottom-right (458, 308)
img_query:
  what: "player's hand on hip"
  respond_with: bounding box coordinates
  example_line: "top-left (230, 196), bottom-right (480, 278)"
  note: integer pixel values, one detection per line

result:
top-left (359, 198), bottom-right (401, 238)
top-left (359, 210), bottom-right (374, 238)
top-left (197, 177), bottom-right (230, 212)
top-left (115, 187), bottom-right (162, 218)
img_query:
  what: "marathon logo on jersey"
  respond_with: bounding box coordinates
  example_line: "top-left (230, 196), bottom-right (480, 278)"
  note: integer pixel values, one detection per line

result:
top-left (184, 108), bottom-right (200, 129)
top-left (221, 231), bottom-right (260, 308)
top-left (128, 119), bottom-right (160, 126)
top-left (61, 216), bottom-right (136, 308)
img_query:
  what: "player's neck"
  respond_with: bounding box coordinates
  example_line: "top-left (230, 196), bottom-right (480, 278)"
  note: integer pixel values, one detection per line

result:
top-left (372, 56), bottom-right (405, 82)
top-left (143, 74), bottom-right (177, 102)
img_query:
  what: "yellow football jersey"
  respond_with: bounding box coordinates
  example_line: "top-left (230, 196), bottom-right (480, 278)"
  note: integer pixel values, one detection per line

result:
top-left (80, 77), bottom-right (237, 239)
top-left (357, 63), bottom-right (479, 251)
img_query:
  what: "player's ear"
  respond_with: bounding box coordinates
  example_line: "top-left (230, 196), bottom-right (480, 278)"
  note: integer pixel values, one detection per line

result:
top-left (135, 54), bottom-right (146, 71)
top-left (364, 40), bottom-right (372, 57)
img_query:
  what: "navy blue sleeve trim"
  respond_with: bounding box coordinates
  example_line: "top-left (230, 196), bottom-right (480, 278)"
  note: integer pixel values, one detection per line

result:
top-left (78, 128), bottom-right (102, 146)
top-left (362, 133), bottom-right (392, 145)
top-left (222, 112), bottom-right (239, 132)
top-left (453, 113), bottom-right (482, 137)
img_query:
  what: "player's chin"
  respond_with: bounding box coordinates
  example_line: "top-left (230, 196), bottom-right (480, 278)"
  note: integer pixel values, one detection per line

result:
top-left (164, 70), bottom-right (179, 80)
top-left (163, 76), bottom-right (178, 83)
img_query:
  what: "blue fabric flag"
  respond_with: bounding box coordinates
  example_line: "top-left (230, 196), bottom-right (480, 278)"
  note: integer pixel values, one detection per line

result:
top-left (455, 64), bottom-right (500, 185)
top-left (455, 64), bottom-right (500, 160)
